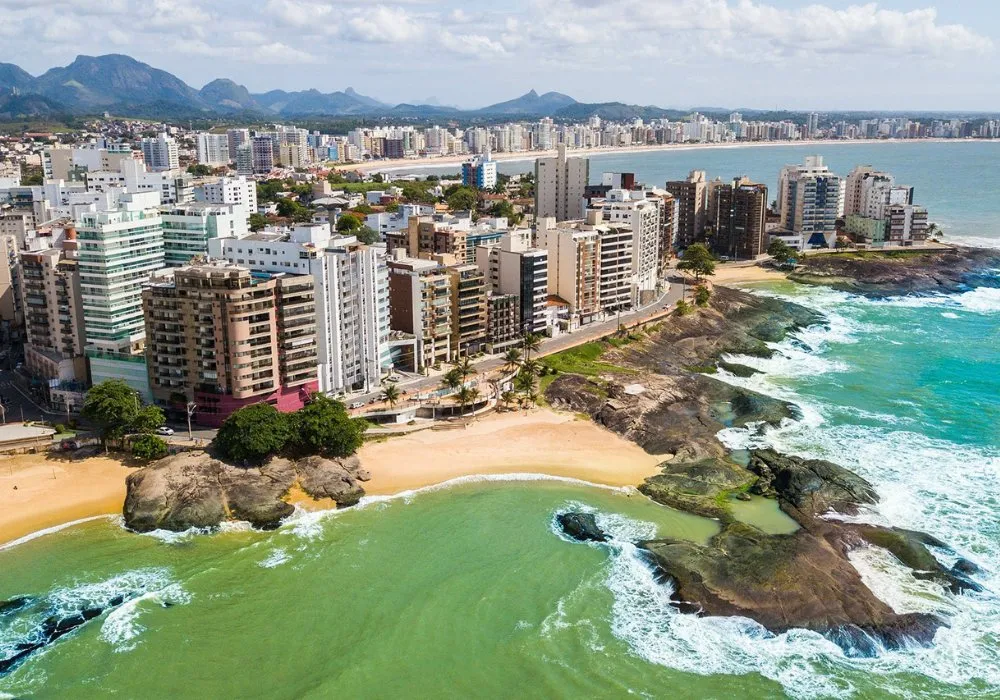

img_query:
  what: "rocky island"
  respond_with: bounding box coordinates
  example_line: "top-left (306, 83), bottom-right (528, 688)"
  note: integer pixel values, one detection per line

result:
top-left (549, 285), bottom-right (986, 656)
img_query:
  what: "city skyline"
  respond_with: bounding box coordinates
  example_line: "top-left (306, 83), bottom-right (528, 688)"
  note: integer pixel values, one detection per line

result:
top-left (1, 1), bottom-right (998, 111)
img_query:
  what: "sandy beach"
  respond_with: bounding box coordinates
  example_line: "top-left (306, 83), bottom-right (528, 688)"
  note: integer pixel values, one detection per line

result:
top-left (339, 137), bottom-right (982, 175)
top-left (710, 264), bottom-right (788, 284)
top-left (360, 408), bottom-right (665, 495)
top-left (0, 407), bottom-right (664, 547)
top-left (0, 453), bottom-right (132, 547)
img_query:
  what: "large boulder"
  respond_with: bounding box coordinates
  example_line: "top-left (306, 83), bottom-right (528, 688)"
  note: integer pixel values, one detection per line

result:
top-left (123, 452), bottom-right (370, 532)
top-left (557, 512), bottom-right (608, 543)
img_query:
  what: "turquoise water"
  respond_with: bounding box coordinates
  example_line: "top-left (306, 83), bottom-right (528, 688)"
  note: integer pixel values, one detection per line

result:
top-left (396, 141), bottom-right (1000, 247)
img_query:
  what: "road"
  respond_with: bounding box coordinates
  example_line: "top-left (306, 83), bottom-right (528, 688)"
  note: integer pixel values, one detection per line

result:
top-left (0, 370), bottom-right (53, 424)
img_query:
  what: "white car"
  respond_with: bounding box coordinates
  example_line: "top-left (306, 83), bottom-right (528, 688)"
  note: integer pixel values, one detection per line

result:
top-left (156, 426), bottom-right (175, 436)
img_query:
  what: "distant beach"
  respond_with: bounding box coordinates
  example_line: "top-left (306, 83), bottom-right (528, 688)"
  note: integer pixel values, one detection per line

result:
top-left (341, 137), bottom-right (995, 175)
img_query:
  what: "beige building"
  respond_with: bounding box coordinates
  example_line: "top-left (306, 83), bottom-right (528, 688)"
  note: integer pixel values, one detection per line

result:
top-left (447, 264), bottom-right (487, 357)
top-left (536, 217), bottom-right (601, 326)
top-left (19, 247), bottom-right (87, 381)
top-left (666, 170), bottom-right (707, 249)
top-left (0, 234), bottom-right (19, 325)
top-left (535, 144), bottom-right (589, 222)
top-left (142, 262), bottom-right (318, 427)
top-left (387, 256), bottom-right (452, 370)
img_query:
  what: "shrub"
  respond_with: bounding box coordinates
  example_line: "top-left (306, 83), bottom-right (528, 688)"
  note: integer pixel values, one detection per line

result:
top-left (675, 299), bottom-right (694, 316)
top-left (215, 403), bottom-right (291, 464)
top-left (131, 434), bottom-right (169, 461)
top-left (287, 394), bottom-right (367, 458)
top-left (694, 285), bottom-right (712, 307)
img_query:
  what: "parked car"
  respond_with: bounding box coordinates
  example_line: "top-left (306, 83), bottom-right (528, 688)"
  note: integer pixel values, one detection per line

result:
top-left (349, 401), bottom-right (365, 409)
top-left (386, 375), bottom-right (401, 382)
top-left (156, 426), bottom-right (175, 436)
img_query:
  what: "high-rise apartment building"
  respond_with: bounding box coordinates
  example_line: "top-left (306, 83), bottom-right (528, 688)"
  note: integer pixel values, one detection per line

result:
top-left (140, 133), bottom-right (180, 171)
top-left (196, 133), bottom-right (231, 167)
top-left (447, 264), bottom-right (487, 357)
top-left (535, 144), bottom-right (589, 222)
top-left (161, 203), bottom-right (246, 267)
top-left (596, 190), bottom-right (661, 300)
top-left (778, 156), bottom-right (845, 249)
top-left (666, 170), bottom-right (707, 249)
top-left (251, 136), bottom-right (275, 174)
top-left (387, 256), bottom-right (453, 370)
top-left (77, 191), bottom-right (164, 399)
top-left (462, 152), bottom-right (498, 190)
top-left (142, 262), bottom-right (318, 426)
top-left (476, 230), bottom-right (549, 336)
top-left (197, 176), bottom-right (258, 226)
top-left (536, 217), bottom-right (602, 327)
top-left (227, 128), bottom-right (251, 162)
top-left (709, 178), bottom-right (769, 259)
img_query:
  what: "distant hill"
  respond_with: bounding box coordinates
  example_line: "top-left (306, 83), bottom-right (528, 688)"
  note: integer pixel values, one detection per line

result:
top-left (0, 53), bottom-right (742, 122)
top-left (0, 93), bottom-right (66, 120)
top-left (475, 89), bottom-right (577, 116)
top-left (0, 63), bottom-right (34, 93)
top-left (199, 79), bottom-right (258, 111)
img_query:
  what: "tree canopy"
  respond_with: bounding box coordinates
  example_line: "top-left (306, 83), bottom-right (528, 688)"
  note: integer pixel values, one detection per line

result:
top-left (767, 239), bottom-right (795, 264)
top-left (355, 226), bottom-right (380, 245)
top-left (82, 380), bottom-right (164, 448)
top-left (677, 243), bottom-right (716, 280)
top-left (336, 213), bottom-right (362, 232)
top-left (288, 395), bottom-right (367, 458)
top-left (249, 213), bottom-right (268, 232)
top-left (446, 186), bottom-right (478, 212)
top-left (215, 402), bottom-right (291, 464)
top-left (131, 434), bottom-right (169, 461)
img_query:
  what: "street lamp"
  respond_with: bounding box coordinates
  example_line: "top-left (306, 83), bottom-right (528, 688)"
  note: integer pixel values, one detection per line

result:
top-left (186, 402), bottom-right (198, 441)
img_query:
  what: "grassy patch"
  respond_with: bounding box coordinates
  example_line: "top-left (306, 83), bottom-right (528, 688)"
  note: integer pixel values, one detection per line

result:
top-left (686, 364), bottom-right (719, 375)
top-left (540, 341), bottom-right (636, 377)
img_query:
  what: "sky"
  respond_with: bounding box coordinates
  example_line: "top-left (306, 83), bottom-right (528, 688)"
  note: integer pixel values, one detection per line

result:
top-left (1, 0), bottom-right (999, 111)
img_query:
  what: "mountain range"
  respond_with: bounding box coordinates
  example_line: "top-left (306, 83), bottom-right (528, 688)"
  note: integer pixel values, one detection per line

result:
top-left (0, 53), bottom-right (696, 122)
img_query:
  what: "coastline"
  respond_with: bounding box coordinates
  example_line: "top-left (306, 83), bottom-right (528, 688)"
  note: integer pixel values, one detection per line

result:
top-left (0, 408), bottom-right (665, 548)
top-left (343, 137), bottom-right (998, 175)
top-left (0, 453), bottom-right (132, 547)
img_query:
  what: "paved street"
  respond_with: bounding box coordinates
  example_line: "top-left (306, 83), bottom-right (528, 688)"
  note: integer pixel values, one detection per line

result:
top-left (0, 370), bottom-right (53, 424)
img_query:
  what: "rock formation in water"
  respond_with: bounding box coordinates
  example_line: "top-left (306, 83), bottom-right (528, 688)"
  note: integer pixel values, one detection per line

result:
top-left (546, 285), bottom-right (985, 656)
top-left (123, 452), bottom-right (370, 533)
top-left (788, 246), bottom-right (1000, 297)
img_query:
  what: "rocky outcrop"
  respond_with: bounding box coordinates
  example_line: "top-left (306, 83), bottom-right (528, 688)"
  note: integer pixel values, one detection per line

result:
top-left (123, 452), bottom-right (369, 533)
top-left (544, 286), bottom-right (984, 656)
top-left (556, 512), bottom-right (608, 543)
top-left (788, 247), bottom-right (1000, 297)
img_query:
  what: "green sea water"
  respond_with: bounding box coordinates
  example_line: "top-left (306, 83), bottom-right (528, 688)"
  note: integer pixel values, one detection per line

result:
top-left (3, 278), bottom-right (1000, 698)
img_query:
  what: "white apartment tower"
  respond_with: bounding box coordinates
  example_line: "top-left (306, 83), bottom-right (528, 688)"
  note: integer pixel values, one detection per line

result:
top-left (196, 133), bottom-right (231, 167)
top-left (198, 176), bottom-right (258, 226)
top-left (535, 144), bottom-right (589, 222)
top-left (778, 156), bottom-right (845, 249)
top-left (597, 191), bottom-right (661, 300)
top-left (140, 133), bottom-right (180, 171)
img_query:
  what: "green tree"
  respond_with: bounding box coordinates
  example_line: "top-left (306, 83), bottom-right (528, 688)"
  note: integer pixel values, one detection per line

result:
top-left (441, 367), bottom-right (464, 392)
top-left (385, 202), bottom-right (400, 213)
top-left (130, 434), bottom-right (168, 461)
top-left (336, 213), bottom-right (363, 232)
top-left (382, 383), bottom-right (400, 409)
top-left (767, 239), bottom-right (794, 264)
top-left (694, 285), bottom-right (712, 307)
top-left (446, 186), bottom-right (478, 212)
top-left (456, 385), bottom-right (480, 417)
top-left (355, 226), bottom-right (379, 244)
top-left (352, 203), bottom-right (374, 215)
top-left (676, 243), bottom-right (716, 281)
top-left (289, 394), bottom-right (367, 457)
top-left (500, 390), bottom-right (517, 411)
top-left (455, 357), bottom-right (477, 381)
top-left (522, 332), bottom-right (542, 360)
top-left (502, 348), bottom-right (522, 374)
top-left (249, 213), bottom-right (268, 232)
top-left (82, 380), bottom-right (164, 450)
top-left (215, 402), bottom-right (291, 464)
top-left (401, 182), bottom-right (437, 204)
top-left (675, 299), bottom-right (694, 316)
top-left (187, 164), bottom-right (212, 176)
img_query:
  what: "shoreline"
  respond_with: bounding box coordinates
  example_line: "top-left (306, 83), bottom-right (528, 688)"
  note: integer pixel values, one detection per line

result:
top-left (0, 408), bottom-right (665, 549)
top-left (343, 137), bottom-right (998, 175)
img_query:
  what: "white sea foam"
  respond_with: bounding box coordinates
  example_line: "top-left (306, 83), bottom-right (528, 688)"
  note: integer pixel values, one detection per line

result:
top-left (0, 515), bottom-right (113, 552)
top-left (99, 583), bottom-right (190, 653)
top-left (258, 548), bottom-right (291, 569)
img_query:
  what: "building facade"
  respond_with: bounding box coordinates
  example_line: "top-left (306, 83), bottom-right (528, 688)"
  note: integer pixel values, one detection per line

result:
top-left (535, 144), bottom-right (589, 222)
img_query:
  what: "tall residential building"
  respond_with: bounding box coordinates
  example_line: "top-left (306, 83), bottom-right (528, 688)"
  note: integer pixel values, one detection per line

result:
top-left (19, 245), bottom-right (88, 390)
top-left (0, 233), bottom-right (19, 326)
top-left (227, 128), bottom-right (251, 162)
top-left (535, 144), bottom-right (589, 222)
top-left (140, 133), bottom-right (180, 171)
top-left (485, 294), bottom-right (520, 352)
top-left (209, 226), bottom-right (392, 395)
top-left (447, 264), bottom-right (488, 357)
top-left (197, 175), bottom-right (258, 226)
top-left (710, 178), bottom-right (769, 259)
top-left (235, 144), bottom-right (254, 177)
top-left (161, 203), bottom-right (246, 267)
top-left (142, 262), bottom-right (318, 426)
top-left (844, 165), bottom-right (879, 216)
top-left (476, 231), bottom-right (549, 336)
top-left (666, 170), bottom-right (707, 249)
top-left (387, 255), bottom-right (453, 370)
top-left (251, 136), bottom-right (275, 174)
top-left (778, 156), bottom-right (845, 249)
top-left (196, 133), bottom-right (231, 166)
top-left (536, 217), bottom-right (602, 327)
top-left (77, 192), bottom-right (164, 399)
top-left (462, 151), bottom-right (498, 190)
top-left (596, 190), bottom-right (662, 300)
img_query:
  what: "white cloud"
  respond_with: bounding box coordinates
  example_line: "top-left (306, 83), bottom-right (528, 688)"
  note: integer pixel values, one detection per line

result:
top-left (344, 5), bottom-right (425, 43)
top-left (440, 31), bottom-right (507, 56)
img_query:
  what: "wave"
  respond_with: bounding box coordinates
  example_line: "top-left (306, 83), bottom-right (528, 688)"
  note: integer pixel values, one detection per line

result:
top-left (0, 516), bottom-right (114, 552)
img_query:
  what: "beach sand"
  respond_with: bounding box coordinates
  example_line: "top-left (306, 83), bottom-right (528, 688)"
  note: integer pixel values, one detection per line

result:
top-left (0, 453), bottom-right (132, 547)
top-left (360, 408), bottom-right (665, 496)
top-left (710, 264), bottom-right (788, 284)
top-left (0, 408), bottom-right (665, 547)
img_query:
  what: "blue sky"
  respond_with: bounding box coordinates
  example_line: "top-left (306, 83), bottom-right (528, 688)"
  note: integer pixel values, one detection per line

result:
top-left (1, 0), bottom-right (998, 111)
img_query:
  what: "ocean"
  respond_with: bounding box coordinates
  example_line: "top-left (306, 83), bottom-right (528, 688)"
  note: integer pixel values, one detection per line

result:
top-left (3, 146), bottom-right (1000, 698)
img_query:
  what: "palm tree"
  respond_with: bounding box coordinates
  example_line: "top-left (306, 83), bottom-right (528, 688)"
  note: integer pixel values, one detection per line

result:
top-left (382, 383), bottom-right (400, 409)
top-left (500, 390), bottom-right (517, 411)
top-left (441, 367), bottom-right (463, 392)
top-left (515, 368), bottom-right (536, 397)
top-left (456, 385), bottom-right (479, 419)
top-left (502, 348), bottom-right (522, 374)
top-left (456, 357), bottom-right (477, 382)
top-left (521, 358), bottom-right (541, 378)
top-left (522, 332), bottom-right (542, 360)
